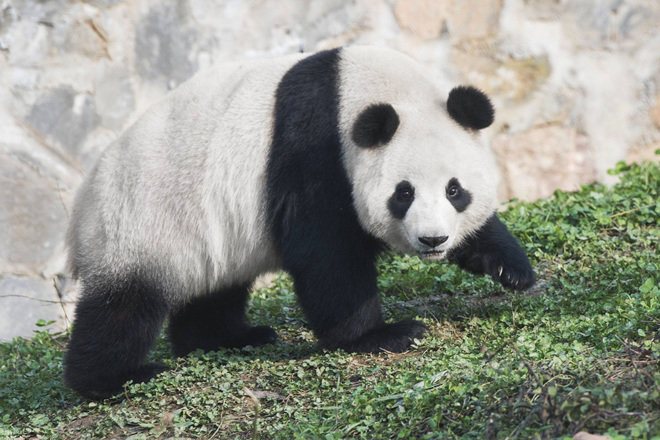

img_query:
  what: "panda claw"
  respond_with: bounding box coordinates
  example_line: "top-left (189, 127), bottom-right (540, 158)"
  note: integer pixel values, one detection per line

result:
top-left (498, 266), bottom-right (503, 277)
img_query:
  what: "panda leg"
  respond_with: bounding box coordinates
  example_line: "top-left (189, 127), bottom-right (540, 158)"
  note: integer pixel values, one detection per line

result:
top-left (63, 273), bottom-right (169, 400)
top-left (281, 231), bottom-right (426, 353)
top-left (168, 284), bottom-right (278, 357)
top-left (290, 264), bottom-right (427, 353)
top-left (448, 213), bottom-right (535, 290)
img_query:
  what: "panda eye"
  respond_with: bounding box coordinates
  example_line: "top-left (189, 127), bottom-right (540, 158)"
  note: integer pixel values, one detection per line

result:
top-left (445, 178), bottom-right (472, 212)
top-left (447, 185), bottom-right (460, 198)
top-left (398, 188), bottom-right (413, 201)
top-left (396, 184), bottom-right (414, 202)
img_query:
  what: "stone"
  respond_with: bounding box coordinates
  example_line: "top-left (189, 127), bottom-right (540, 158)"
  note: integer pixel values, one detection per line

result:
top-left (94, 64), bottom-right (135, 130)
top-left (302, 0), bottom-right (367, 50)
top-left (135, 2), bottom-right (199, 89)
top-left (394, 0), bottom-right (449, 40)
top-left (6, 0), bottom-right (69, 24)
top-left (447, 0), bottom-right (502, 42)
top-left (0, 275), bottom-right (61, 341)
top-left (0, 3), bottom-right (17, 51)
top-left (573, 433), bottom-right (610, 440)
top-left (65, 18), bottom-right (109, 59)
top-left (518, 0), bottom-right (563, 21)
top-left (496, 55), bottom-right (551, 100)
top-left (492, 125), bottom-right (596, 201)
top-left (394, 0), bottom-right (502, 42)
top-left (563, 1), bottom-right (659, 49)
top-left (5, 20), bottom-right (50, 67)
top-left (626, 142), bottom-right (660, 164)
top-left (85, 0), bottom-right (125, 7)
top-left (26, 86), bottom-right (100, 156)
top-left (451, 49), bottom-right (550, 101)
top-left (0, 151), bottom-right (70, 276)
top-left (652, 93), bottom-right (660, 129)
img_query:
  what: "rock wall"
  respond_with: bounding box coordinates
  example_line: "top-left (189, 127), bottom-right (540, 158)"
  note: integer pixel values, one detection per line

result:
top-left (1, 0), bottom-right (659, 340)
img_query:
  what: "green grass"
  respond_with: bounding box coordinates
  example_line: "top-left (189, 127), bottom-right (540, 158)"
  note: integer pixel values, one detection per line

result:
top-left (1, 160), bottom-right (659, 439)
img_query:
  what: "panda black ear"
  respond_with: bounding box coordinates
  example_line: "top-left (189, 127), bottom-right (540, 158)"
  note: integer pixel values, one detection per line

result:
top-left (446, 86), bottom-right (494, 130)
top-left (352, 103), bottom-right (400, 148)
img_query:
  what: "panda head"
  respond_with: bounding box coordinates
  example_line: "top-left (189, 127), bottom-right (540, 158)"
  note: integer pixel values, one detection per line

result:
top-left (341, 78), bottom-right (500, 260)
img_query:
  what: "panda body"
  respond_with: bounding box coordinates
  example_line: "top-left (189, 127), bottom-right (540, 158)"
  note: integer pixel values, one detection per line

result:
top-left (64, 46), bottom-right (534, 399)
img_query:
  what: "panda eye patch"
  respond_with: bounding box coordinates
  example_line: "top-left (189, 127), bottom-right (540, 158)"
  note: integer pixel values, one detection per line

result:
top-left (446, 178), bottom-right (472, 212)
top-left (388, 180), bottom-right (415, 219)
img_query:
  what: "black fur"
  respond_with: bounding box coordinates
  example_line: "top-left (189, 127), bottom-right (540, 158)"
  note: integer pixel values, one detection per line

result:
top-left (63, 272), bottom-right (169, 400)
top-left (446, 177), bottom-right (472, 212)
top-left (65, 274), bottom-right (277, 399)
top-left (324, 319), bottom-right (427, 353)
top-left (266, 49), bottom-right (426, 352)
top-left (168, 285), bottom-right (277, 357)
top-left (352, 103), bottom-right (400, 148)
top-left (387, 180), bottom-right (415, 219)
top-left (448, 213), bottom-right (535, 290)
top-left (446, 86), bottom-right (494, 130)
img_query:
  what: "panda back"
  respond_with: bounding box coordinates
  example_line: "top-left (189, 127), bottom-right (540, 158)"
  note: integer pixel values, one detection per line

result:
top-left (68, 55), bottom-right (303, 302)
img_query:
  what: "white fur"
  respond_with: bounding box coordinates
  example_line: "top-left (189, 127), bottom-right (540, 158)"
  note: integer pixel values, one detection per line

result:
top-left (338, 46), bottom-right (500, 258)
top-left (68, 54), bottom-right (305, 304)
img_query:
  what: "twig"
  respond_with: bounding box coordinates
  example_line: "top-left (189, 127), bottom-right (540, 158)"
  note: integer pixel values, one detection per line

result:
top-left (53, 276), bottom-right (71, 327)
top-left (573, 410), bottom-right (600, 434)
top-left (609, 357), bottom-right (656, 364)
top-left (208, 422), bottom-right (223, 440)
top-left (616, 336), bottom-right (640, 376)
top-left (507, 403), bottom-right (542, 440)
top-left (209, 394), bottom-right (226, 439)
top-left (244, 388), bottom-right (261, 439)
top-left (607, 204), bottom-right (655, 219)
top-left (508, 342), bottom-right (544, 390)
top-left (505, 341), bottom-right (555, 439)
top-left (53, 177), bottom-right (70, 219)
top-left (0, 294), bottom-right (73, 304)
top-left (483, 338), bottom-right (513, 363)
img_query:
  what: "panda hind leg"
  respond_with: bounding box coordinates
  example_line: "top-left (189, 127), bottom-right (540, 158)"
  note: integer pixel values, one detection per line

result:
top-left (168, 284), bottom-right (278, 357)
top-left (64, 273), bottom-right (169, 400)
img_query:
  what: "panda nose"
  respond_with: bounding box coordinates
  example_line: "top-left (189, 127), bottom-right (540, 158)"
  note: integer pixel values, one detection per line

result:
top-left (418, 235), bottom-right (448, 248)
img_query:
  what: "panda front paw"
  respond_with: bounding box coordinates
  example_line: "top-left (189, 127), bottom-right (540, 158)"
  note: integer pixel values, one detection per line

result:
top-left (448, 213), bottom-right (535, 291)
top-left (483, 253), bottom-right (535, 290)
top-left (328, 319), bottom-right (427, 353)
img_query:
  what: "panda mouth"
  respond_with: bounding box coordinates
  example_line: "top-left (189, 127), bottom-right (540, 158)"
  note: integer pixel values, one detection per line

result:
top-left (420, 250), bottom-right (445, 259)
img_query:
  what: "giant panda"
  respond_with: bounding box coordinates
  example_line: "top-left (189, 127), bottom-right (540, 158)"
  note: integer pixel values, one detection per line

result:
top-left (63, 46), bottom-right (535, 399)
